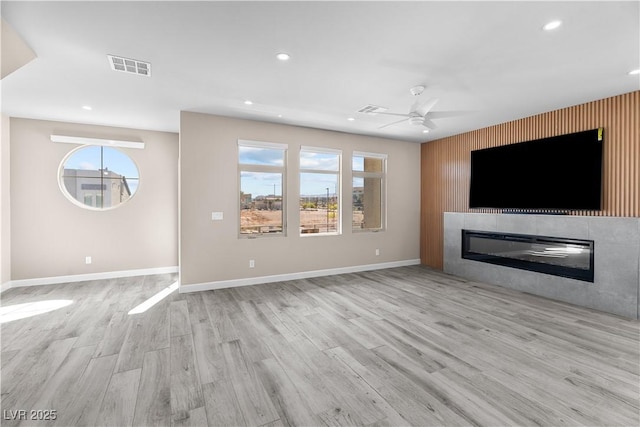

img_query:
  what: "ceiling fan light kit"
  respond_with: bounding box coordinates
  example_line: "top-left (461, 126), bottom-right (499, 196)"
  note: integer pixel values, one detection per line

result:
top-left (409, 116), bottom-right (424, 126)
top-left (409, 85), bottom-right (425, 96)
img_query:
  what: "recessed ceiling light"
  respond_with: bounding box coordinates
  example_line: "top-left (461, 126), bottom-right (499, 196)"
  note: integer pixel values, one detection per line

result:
top-left (347, 117), bottom-right (355, 121)
top-left (629, 68), bottom-right (640, 75)
top-left (543, 20), bottom-right (562, 31)
top-left (422, 129), bottom-right (429, 133)
top-left (276, 53), bottom-right (290, 61)
top-left (277, 114), bottom-right (283, 118)
top-left (244, 100), bottom-right (253, 105)
top-left (82, 105), bottom-right (92, 111)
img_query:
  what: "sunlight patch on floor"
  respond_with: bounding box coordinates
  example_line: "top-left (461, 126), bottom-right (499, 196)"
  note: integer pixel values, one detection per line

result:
top-left (0, 299), bottom-right (74, 323)
top-left (128, 281), bottom-right (179, 315)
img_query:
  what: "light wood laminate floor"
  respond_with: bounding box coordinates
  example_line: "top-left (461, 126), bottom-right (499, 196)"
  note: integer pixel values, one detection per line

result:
top-left (1, 266), bottom-right (638, 426)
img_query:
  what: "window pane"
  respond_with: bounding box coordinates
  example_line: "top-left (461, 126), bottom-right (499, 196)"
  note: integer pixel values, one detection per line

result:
top-left (365, 157), bottom-right (384, 172)
top-left (239, 146), bottom-right (284, 166)
top-left (240, 171), bottom-right (283, 234)
top-left (73, 177), bottom-right (104, 207)
top-left (103, 147), bottom-right (140, 182)
top-left (353, 155), bottom-right (384, 173)
top-left (352, 156), bottom-right (364, 172)
top-left (300, 151), bottom-right (339, 171)
top-left (300, 172), bottom-right (338, 234)
top-left (353, 176), bottom-right (382, 230)
top-left (102, 177), bottom-right (135, 208)
top-left (62, 145), bottom-right (102, 177)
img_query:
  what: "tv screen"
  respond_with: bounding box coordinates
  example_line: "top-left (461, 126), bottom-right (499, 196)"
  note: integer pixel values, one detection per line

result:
top-left (469, 128), bottom-right (603, 210)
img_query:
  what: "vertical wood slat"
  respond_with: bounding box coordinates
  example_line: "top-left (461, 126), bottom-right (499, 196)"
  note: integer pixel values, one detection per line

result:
top-left (420, 91), bottom-right (640, 269)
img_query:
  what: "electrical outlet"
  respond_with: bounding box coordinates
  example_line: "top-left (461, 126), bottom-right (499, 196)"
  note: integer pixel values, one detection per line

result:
top-left (85, 256), bottom-right (92, 264)
top-left (375, 249), bottom-right (380, 256)
top-left (249, 259), bottom-right (255, 268)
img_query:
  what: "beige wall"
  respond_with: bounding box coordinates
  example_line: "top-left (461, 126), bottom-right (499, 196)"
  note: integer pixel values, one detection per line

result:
top-left (1, 114), bottom-right (10, 286)
top-left (180, 112), bottom-right (421, 287)
top-left (10, 118), bottom-right (178, 280)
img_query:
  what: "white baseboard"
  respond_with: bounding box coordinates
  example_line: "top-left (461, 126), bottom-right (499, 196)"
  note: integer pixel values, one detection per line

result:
top-left (1, 281), bottom-right (11, 293)
top-left (3, 266), bottom-right (179, 291)
top-left (179, 259), bottom-right (421, 294)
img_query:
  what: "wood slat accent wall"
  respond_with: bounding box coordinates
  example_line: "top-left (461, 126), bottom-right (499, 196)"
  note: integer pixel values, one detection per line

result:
top-left (420, 91), bottom-right (639, 269)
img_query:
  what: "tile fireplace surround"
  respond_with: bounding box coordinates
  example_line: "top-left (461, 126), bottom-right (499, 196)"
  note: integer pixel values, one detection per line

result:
top-left (444, 213), bottom-right (640, 319)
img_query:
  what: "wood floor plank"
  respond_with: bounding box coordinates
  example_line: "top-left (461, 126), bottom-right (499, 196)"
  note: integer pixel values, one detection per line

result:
top-left (184, 293), bottom-right (209, 326)
top-left (324, 345), bottom-right (427, 427)
top-left (202, 380), bottom-right (246, 427)
top-left (202, 294), bottom-right (238, 342)
top-left (93, 311), bottom-right (130, 358)
top-left (0, 350), bottom-right (20, 368)
top-left (54, 354), bottom-right (118, 427)
top-left (170, 300), bottom-right (191, 337)
top-left (1, 337), bottom-right (78, 425)
top-left (172, 406), bottom-right (208, 427)
top-left (133, 348), bottom-right (171, 427)
top-left (287, 338), bottom-right (387, 425)
top-left (95, 368), bottom-right (141, 427)
top-left (191, 321), bottom-right (226, 384)
top-left (30, 345), bottom-right (97, 421)
top-left (170, 334), bottom-right (204, 420)
top-left (114, 316), bottom-right (146, 373)
top-left (115, 303), bottom-right (169, 373)
top-left (229, 312), bottom-right (276, 363)
top-left (265, 335), bottom-right (341, 415)
top-left (254, 357), bottom-right (323, 426)
top-left (222, 340), bottom-right (280, 426)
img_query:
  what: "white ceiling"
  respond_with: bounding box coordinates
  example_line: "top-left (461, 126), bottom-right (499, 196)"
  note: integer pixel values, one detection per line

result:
top-left (1, 1), bottom-right (638, 143)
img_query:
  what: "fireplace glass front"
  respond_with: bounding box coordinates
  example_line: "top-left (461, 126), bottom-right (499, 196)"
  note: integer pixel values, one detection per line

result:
top-left (462, 230), bottom-right (594, 282)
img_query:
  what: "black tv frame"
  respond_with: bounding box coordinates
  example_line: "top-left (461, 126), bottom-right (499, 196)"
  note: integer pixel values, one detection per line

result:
top-left (469, 128), bottom-right (604, 211)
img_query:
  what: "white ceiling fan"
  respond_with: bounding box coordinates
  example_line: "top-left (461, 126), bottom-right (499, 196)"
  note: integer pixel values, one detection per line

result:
top-left (374, 85), bottom-right (465, 131)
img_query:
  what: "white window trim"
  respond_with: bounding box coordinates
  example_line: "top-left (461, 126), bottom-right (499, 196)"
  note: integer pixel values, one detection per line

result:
top-left (353, 151), bottom-right (387, 160)
top-left (238, 139), bottom-right (288, 151)
top-left (301, 145), bottom-right (342, 155)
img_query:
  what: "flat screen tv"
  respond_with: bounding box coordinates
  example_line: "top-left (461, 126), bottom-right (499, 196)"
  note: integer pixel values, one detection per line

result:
top-left (469, 128), bottom-right (603, 210)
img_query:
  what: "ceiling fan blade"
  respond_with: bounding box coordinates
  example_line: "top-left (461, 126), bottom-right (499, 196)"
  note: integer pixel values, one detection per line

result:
top-left (378, 117), bottom-right (410, 129)
top-left (423, 118), bottom-right (437, 130)
top-left (375, 112), bottom-right (412, 117)
top-left (415, 98), bottom-right (439, 117)
top-left (427, 110), bottom-right (472, 119)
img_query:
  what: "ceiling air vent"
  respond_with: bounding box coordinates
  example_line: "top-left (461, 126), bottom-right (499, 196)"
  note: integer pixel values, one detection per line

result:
top-left (357, 105), bottom-right (388, 115)
top-left (107, 55), bottom-right (151, 77)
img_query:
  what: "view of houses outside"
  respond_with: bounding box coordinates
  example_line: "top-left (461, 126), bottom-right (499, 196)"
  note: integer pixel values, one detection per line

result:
top-left (62, 168), bottom-right (132, 208)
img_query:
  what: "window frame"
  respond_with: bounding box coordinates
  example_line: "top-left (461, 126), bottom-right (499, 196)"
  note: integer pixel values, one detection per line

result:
top-left (238, 139), bottom-right (288, 238)
top-left (352, 151), bottom-right (387, 232)
top-left (58, 145), bottom-right (141, 211)
top-left (299, 146), bottom-right (342, 237)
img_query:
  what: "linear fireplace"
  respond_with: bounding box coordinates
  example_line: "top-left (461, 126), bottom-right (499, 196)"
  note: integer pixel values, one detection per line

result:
top-left (462, 230), bottom-right (594, 282)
